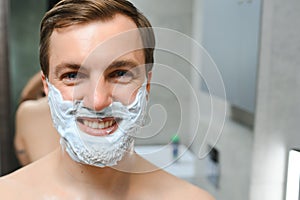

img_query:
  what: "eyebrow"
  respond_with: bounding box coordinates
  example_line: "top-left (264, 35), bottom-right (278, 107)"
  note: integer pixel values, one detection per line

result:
top-left (106, 59), bottom-right (141, 70)
top-left (54, 63), bottom-right (82, 78)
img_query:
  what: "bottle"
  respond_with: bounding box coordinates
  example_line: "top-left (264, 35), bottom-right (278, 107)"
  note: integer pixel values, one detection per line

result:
top-left (171, 134), bottom-right (180, 160)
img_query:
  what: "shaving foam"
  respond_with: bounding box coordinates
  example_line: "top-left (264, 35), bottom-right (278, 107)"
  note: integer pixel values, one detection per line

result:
top-left (47, 80), bottom-right (148, 167)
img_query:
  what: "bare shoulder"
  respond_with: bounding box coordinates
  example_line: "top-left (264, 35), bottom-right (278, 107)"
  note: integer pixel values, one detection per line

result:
top-left (135, 169), bottom-right (214, 200)
top-left (0, 153), bottom-right (57, 199)
top-left (15, 98), bottom-right (48, 138)
top-left (174, 179), bottom-right (215, 200)
top-left (0, 176), bottom-right (16, 194)
top-left (17, 97), bottom-right (48, 115)
top-left (162, 172), bottom-right (214, 200)
top-left (0, 169), bottom-right (33, 199)
top-left (16, 97), bottom-right (51, 130)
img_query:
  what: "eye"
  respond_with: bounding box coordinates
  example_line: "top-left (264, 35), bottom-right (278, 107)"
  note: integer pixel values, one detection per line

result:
top-left (65, 72), bottom-right (78, 79)
top-left (114, 70), bottom-right (128, 77)
top-left (108, 70), bottom-right (134, 83)
top-left (61, 71), bottom-right (87, 85)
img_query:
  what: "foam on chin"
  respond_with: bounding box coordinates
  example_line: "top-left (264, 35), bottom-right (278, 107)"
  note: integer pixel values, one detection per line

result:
top-left (46, 80), bottom-right (148, 167)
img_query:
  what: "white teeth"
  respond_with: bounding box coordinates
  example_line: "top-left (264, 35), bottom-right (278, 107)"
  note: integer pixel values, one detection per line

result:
top-left (99, 122), bottom-right (104, 129)
top-left (91, 122), bottom-right (98, 129)
top-left (82, 119), bottom-right (114, 129)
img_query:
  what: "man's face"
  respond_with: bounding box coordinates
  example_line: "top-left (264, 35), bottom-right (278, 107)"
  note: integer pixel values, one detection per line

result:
top-left (43, 14), bottom-right (150, 137)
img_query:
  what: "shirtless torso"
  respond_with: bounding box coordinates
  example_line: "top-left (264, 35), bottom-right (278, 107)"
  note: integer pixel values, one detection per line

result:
top-left (0, 148), bottom-right (214, 200)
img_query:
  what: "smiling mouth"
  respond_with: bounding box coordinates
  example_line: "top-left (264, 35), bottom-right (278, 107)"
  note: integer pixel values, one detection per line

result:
top-left (76, 117), bottom-right (119, 136)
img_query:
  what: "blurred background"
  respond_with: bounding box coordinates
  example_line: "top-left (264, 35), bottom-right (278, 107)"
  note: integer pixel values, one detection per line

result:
top-left (0, 0), bottom-right (300, 200)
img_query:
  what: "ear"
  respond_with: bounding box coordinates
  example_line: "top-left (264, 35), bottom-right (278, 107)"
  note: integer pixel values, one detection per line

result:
top-left (146, 71), bottom-right (152, 93)
top-left (41, 71), bottom-right (49, 96)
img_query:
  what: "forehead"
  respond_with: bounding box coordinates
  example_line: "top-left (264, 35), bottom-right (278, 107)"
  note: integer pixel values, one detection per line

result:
top-left (48, 14), bottom-right (144, 71)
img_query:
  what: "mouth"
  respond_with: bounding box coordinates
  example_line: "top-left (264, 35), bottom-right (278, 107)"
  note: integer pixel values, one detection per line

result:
top-left (76, 117), bottom-right (119, 136)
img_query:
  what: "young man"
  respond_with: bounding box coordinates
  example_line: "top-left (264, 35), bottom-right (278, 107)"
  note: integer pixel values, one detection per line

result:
top-left (0, 0), bottom-right (214, 199)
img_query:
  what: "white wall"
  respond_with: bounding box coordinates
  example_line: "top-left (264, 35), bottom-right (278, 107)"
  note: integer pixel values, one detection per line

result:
top-left (250, 0), bottom-right (300, 199)
top-left (190, 0), bottom-right (300, 199)
top-left (189, 1), bottom-right (254, 199)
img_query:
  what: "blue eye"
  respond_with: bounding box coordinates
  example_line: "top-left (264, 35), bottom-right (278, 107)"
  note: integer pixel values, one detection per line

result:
top-left (115, 70), bottom-right (127, 77)
top-left (62, 71), bottom-right (87, 85)
top-left (66, 72), bottom-right (78, 79)
top-left (110, 70), bottom-right (132, 78)
top-left (109, 70), bottom-right (134, 83)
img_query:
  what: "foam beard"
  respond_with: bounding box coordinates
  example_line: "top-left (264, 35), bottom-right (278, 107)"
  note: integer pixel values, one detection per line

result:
top-left (46, 80), bottom-right (148, 167)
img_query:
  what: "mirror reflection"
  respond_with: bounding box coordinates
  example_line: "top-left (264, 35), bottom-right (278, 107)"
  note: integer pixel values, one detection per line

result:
top-left (0, 0), bottom-right (299, 200)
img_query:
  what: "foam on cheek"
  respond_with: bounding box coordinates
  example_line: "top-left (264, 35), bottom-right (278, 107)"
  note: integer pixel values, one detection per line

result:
top-left (46, 79), bottom-right (148, 167)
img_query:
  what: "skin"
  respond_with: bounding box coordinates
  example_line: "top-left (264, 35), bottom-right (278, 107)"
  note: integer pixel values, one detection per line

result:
top-left (19, 72), bottom-right (45, 103)
top-left (0, 14), bottom-right (214, 200)
top-left (14, 97), bottom-right (60, 165)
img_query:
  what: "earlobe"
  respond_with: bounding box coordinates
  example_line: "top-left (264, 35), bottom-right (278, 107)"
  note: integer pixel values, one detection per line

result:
top-left (41, 72), bottom-right (49, 96)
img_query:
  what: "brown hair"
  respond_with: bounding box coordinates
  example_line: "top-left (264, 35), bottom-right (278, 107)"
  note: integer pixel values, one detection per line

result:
top-left (39, 0), bottom-right (155, 77)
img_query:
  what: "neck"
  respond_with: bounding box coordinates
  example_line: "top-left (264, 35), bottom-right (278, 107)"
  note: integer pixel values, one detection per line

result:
top-left (54, 146), bottom-right (134, 192)
top-left (52, 144), bottom-right (160, 197)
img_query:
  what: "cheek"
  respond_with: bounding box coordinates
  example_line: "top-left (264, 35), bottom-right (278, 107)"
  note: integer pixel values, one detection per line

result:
top-left (112, 85), bottom-right (139, 105)
top-left (56, 86), bottom-right (74, 101)
top-left (48, 78), bottom-right (77, 101)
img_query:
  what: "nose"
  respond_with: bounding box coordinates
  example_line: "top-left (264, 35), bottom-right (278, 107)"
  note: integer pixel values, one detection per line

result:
top-left (84, 78), bottom-right (112, 111)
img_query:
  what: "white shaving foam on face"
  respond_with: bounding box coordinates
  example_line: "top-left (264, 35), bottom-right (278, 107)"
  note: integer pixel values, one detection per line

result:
top-left (47, 80), bottom-right (148, 167)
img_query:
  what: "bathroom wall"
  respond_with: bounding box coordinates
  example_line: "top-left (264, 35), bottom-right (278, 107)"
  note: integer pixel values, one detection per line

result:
top-left (250, 0), bottom-right (300, 199)
top-left (9, 0), bottom-right (46, 110)
top-left (189, 0), bottom-right (255, 199)
top-left (0, 0), bottom-right (13, 175)
top-left (200, 0), bottom-right (261, 113)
